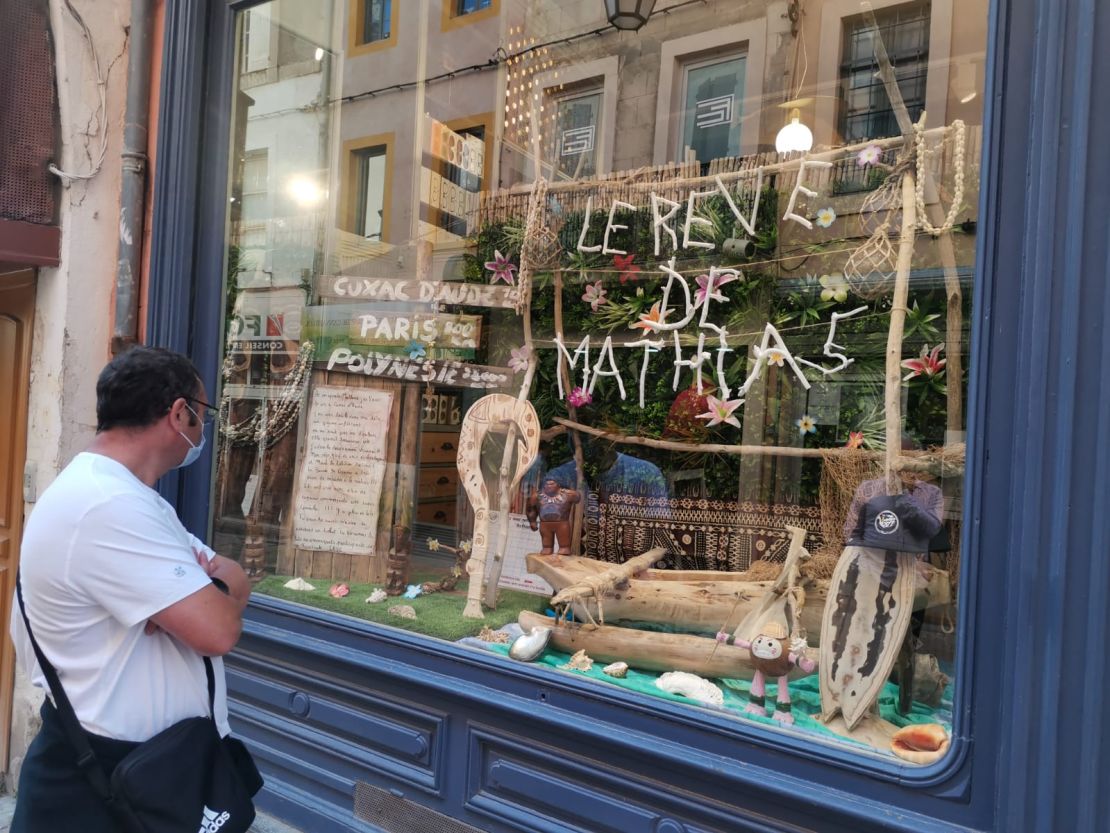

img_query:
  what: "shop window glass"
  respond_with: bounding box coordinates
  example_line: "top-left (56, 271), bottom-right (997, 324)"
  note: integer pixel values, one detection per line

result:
top-left (457, 0), bottom-right (492, 15)
top-left (241, 6), bottom-right (272, 73)
top-left (353, 145), bottom-right (387, 240)
top-left (680, 54), bottom-right (745, 168)
top-left (838, 2), bottom-right (930, 143)
top-left (553, 90), bottom-right (602, 180)
top-left (360, 0), bottom-right (391, 45)
top-left (237, 149), bottom-right (269, 265)
top-left (216, 0), bottom-right (987, 768)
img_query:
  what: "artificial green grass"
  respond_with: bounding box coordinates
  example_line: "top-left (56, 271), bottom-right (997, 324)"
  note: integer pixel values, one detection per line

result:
top-left (253, 572), bottom-right (549, 641)
top-left (482, 641), bottom-right (952, 754)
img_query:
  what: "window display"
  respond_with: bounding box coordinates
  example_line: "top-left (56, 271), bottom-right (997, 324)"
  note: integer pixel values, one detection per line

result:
top-left (214, 0), bottom-right (985, 765)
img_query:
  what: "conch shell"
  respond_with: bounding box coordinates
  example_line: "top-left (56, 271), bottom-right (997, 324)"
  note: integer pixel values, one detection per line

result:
top-left (283, 577), bottom-right (315, 591)
top-left (890, 723), bottom-right (950, 764)
top-left (602, 662), bottom-right (628, 678)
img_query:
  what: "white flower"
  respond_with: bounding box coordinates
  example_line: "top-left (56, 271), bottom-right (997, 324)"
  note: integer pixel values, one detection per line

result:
top-left (857, 144), bottom-right (883, 167)
top-left (815, 207), bottom-right (837, 229)
top-left (508, 345), bottom-right (531, 373)
top-left (819, 273), bottom-right (849, 303)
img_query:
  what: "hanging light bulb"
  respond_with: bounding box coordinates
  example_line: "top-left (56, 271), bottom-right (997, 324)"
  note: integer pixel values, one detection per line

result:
top-left (775, 108), bottom-right (813, 154)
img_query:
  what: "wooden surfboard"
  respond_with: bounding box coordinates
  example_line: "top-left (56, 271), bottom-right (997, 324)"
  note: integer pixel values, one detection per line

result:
top-left (819, 546), bottom-right (916, 730)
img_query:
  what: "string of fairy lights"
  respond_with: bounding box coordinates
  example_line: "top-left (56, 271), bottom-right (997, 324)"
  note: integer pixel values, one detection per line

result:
top-left (502, 27), bottom-right (557, 158)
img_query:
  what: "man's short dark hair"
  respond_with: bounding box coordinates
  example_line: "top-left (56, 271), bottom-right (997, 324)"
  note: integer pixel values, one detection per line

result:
top-left (96, 346), bottom-right (202, 432)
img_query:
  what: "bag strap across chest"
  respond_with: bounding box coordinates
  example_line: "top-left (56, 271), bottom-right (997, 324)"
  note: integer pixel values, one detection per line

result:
top-left (15, 572), bottom-right (216, 801)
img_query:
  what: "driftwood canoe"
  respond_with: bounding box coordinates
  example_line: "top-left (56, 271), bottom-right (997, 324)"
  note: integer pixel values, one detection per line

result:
top-left (520, 527), bottom-right (949, 683)
top-left (517, 610), bottom-right (813, 681)
top-left (525, 550), bottom-right (827, 642)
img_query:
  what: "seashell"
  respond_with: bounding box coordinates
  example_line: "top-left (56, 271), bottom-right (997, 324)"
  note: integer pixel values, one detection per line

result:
top-left (760, 621), bottom-right (788, 640)
top-left (509, 626), bottom-right (552, 661)
top-left (602, 662), bottom-right (628, 678)
top-left (890, 723), bottom-right (950, 765)
top-left (656, 671), bottom-right (724, 707)
top-left (365, 589), bottom-right (387, 603)
top-left (558, 649), bottom-right (593, 672)
top-left (283, 577), bottom-right (315, 591)
top-left (328, 582), bottom-right (350, 598)
top-left (477, 626), bottom-right (511, 644)
top-left (387, 604), bottom-right (417, 619)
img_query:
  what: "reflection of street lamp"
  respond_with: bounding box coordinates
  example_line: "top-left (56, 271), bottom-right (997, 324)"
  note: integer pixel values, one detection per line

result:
top-left (286, 175), bottom-right (325, 207)
top-left (775, 107), bottom-right (813, 154)
top-left (603, 0), bottom-right (656, 31)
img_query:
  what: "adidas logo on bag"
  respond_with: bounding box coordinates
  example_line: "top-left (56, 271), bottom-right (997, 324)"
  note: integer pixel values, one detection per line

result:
top-left (198, 806), bottom-right (232, 833)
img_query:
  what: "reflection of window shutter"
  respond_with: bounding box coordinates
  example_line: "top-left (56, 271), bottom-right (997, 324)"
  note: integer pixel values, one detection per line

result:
top-left (245, 7), bottom-right (271, 72)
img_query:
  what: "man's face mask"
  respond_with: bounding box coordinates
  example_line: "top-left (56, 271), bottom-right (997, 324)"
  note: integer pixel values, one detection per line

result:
top-left (176, 404), bottom-right (207, 468)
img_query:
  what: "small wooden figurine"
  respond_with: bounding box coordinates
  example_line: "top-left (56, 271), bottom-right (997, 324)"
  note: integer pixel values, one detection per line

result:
top-left (526, 478), bottom-right (581, 555)
top-left (719, 621), bottom-right (816, 725)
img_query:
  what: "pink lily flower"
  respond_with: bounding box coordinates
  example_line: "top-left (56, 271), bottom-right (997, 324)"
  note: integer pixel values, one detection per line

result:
top-left (694, 271), bottom-right (738, 306)
top-left (695, 395), bottom-right (743, 429)
top-left (901, 343), bottom-right (947, 380)
top-left (484, 250), bottom-right (517, 285)
top-left (582, 281), bottom-right (608, 310)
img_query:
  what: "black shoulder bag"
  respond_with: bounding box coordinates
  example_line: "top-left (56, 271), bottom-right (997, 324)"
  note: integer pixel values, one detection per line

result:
top-left (16, 575), bottom-right (263, 833)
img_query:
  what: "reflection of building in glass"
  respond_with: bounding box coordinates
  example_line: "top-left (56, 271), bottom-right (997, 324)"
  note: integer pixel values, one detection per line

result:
top-left (838, 1), bottom-right (931, 142)
top-left (206, 0), bottom-right (987, 783)
top-left (14, 0), bottom-right (1106, 829)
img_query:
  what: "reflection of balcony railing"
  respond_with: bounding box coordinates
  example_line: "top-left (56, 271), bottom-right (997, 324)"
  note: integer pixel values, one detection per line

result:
top-left (478, 126), bottom-right (982, 227)
top-left (828, 149), bottom-right (897, 195)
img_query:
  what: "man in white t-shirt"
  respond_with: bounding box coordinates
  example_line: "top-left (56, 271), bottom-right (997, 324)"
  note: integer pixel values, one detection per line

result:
top-left (9, 346), bottom-right (251, 832)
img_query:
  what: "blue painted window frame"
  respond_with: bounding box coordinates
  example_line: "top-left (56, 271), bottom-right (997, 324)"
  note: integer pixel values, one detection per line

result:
top-left (142, 0), bottom-right (1107, 828)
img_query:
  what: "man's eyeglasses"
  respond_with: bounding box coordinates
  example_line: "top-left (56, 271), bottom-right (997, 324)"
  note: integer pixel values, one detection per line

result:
top-left (184, 396), bottom-right (219, 424)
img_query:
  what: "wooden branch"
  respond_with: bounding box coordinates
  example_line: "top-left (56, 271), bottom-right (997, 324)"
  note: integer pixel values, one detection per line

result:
top-left (549, 548), bottom-right (665, 607)
top-left (518, 611), bottom-right (769, 679)
top-left (550, 416), bottom-right (964, 476)
top-left (553, 271), bottom-right (588, 555)
top-left (934, 195), bottom-right (964, 434)
top-left (885, 172), bottom-right (917, 494)
top-left (865, 3), bottom-right (964, 434)
top-left (483, 178), bottom-right (547, 607)
top-left (553, 416), bottom-right (852, 458)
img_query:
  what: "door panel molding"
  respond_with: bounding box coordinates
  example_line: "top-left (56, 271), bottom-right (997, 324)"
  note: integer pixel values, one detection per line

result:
top-left (0, 270), bottom-right (36, 769)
